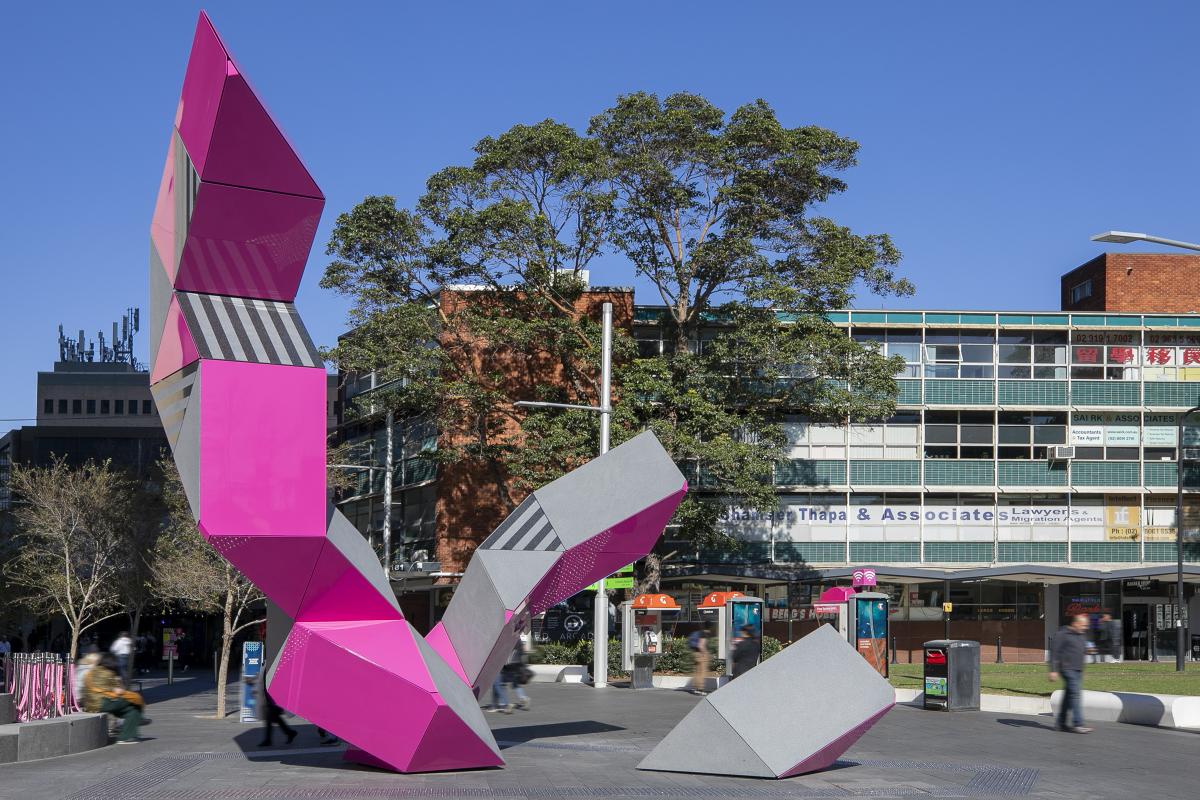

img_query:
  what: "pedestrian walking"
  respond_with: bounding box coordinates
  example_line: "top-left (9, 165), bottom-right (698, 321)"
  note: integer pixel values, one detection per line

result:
top-left (249, 672), bottom-right (296, 747)
top-left (0, 636), bottom-right (11, 656)
top-left (688, 628), bottom-right (709, 694)
top-left (83, 653), bottom-right (146, 744)
top-left (1050, 613), bottom-right (1093, 734)
top-left (1105, 613), bottom-right (1123, 663)
top-left (110, 631), bottom-right (133, 681)
top-left (730, 624), bottom-right (760, 679)
top-left (488, 641), bottom-right (531, 713)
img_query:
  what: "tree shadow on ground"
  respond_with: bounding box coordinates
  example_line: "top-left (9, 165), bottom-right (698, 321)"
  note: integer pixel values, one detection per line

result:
top-left (141, 674), bottom-right (217, 703)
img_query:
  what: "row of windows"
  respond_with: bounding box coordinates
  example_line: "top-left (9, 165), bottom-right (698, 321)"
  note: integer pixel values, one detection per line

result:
top-left (43, 398), bottom-right (154, 416)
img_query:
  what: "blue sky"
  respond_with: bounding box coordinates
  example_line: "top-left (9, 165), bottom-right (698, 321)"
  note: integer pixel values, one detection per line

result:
top-left (1, 2), bottom-right (1198, 423)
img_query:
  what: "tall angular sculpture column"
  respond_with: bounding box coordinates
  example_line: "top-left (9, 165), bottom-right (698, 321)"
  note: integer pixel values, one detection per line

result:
top-left (151, 13), bottom-right (686, 773)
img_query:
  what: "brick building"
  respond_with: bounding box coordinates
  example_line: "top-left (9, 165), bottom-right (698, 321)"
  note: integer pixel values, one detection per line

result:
top-left (1061, 253), bottom-right (1200, 313)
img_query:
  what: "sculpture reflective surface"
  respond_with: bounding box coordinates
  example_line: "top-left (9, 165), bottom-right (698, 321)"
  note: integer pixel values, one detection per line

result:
top-left (150, 13), bottom-right (687, 772)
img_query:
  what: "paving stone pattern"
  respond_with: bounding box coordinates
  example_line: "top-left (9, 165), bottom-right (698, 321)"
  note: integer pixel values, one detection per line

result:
top-left (0, 673), bottom-right (1194, 799)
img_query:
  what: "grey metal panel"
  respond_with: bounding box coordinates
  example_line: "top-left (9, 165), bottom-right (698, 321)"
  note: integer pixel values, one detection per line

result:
top-left (263, 598), bottom-right (295, 688)
top-left (473, 548), bottom-right (560, 611)
top-left (437, 559), bottom-right (508, 685)
top-left (149, 237), bottom-right (173, 373)
top-left (409, 622), bottom-right (501, 759)
top-left (324, 504), bottom-right (402, 616)
top-left (176, 293), bottom-right (322, 367)
top-left (479, 495), bottom-right (563, 552)
top-left (704, 624), bottom-right (894, 775)
top-left (638, 695), bottom-right (775, 778)
top-left (533, 430), bottom-right (685, 548)
top-left (169, 365), bottom-right (201, 521)
top-left (150, 362), bottom-right (197, 449)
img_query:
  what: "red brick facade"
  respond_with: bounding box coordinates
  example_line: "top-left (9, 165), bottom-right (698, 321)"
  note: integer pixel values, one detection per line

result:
top-left (1062, 253), bottom-right (1200, 313)
top-left (432, 288), bottom-right (634, 577)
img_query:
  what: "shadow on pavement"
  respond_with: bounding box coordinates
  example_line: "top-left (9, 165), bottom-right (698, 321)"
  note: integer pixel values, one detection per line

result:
top-left (996, 717), bottom-right (1057, 731)
top-left (141, 674), bottom-right (218, 703)
top-left (492, 719), bottom-right (625, 745)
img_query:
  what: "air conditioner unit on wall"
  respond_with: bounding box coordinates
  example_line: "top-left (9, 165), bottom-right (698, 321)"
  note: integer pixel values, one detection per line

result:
top-left (1048, 445), bottom-right (1075, 461)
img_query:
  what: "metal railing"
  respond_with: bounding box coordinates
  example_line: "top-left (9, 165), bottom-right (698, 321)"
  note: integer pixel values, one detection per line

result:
top-left (2, 652), bottom-right (77, 722)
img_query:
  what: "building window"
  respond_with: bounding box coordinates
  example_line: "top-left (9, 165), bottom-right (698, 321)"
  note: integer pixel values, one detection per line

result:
top-left (72, 399), bottom-right (82, 414)
top-left (115, 399), bottom-right (124, 415)
top-left (924, 410), bottom-right (995, 459)
top-left (86, 399), bottom-right (95, 415)
top-left (43, 399), bottom-right (53, 414)
top-left (128, 399), bottom-right (138, 414)
top-left (142, 400), bottom-right (152, 415)
top-left (1071, 279), bottom-right (1093, 304)
top-left (57, 399), bottom-right (67, 414)
top-left (100, 399), bottom-right (110, 415)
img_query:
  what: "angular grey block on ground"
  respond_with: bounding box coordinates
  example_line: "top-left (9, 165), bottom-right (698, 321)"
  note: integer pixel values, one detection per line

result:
top-left (639, 624), bottom-right (895, 779)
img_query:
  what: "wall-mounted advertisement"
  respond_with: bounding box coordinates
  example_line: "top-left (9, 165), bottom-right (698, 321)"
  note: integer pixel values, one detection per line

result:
top-left (1104, 495), bottom-right (1140, 541)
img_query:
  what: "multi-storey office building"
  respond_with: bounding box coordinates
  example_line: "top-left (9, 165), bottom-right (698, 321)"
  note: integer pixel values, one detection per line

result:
top-left (656, 306), bottom-right (1200, 661)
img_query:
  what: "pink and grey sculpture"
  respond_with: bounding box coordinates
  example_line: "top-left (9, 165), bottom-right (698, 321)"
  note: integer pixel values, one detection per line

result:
top-left (149, 13), bottom-right (687, 773)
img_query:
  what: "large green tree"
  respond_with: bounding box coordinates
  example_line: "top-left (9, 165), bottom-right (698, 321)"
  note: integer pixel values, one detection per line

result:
top-left (323, 93), bottom-right (911, 587)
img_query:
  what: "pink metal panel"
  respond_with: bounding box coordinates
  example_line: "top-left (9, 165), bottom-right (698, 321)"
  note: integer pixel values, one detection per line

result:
top-left (174, 181), bottom-right (322, 302)
top-left (778, 705), bottom-right (893, 777)
top-left (150, 296), bottom-right (200, 384)
top-left (149, 137), bottom-right (179, 280)
top-left (406, 705), bottom-right (506, 772)
top-left (295, 541), bottom-right (405, 623)
top-left (203, 72), bottom-right (323, 198)
top-left (423, 624), bottom-right (470, 686)
top-left (175, 13), bottom-right (228, 176)
top-left (202, 528), bottom-right (324, 617)
top-left (197, 360), bottom-right (326, 536)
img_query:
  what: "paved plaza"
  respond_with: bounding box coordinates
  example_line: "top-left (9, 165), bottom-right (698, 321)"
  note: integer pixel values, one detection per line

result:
top-left (0, 673), bottom-right (1194, 800)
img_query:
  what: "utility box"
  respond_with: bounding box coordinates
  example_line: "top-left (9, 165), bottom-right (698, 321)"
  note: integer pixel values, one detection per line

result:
top-left (922, 640), bottom-right (980, 711)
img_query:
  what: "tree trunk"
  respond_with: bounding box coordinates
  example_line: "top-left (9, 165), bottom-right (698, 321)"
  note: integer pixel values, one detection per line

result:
top-left (215, 588), bottom-right (234, 719)
top-left (636, 552), bottom-right (663, 594)
top-left (68, 627), bottom-right (80, 666)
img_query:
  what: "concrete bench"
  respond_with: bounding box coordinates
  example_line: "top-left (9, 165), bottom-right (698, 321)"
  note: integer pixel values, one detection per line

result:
top-left (0, 713), bottom-right (108, 763)
top-left (0, 693), bottom-right (13, 725)
top-left (1050, 689), bottom-right (1200, 729)
top-left (527, 664), bottom-right (589, 683)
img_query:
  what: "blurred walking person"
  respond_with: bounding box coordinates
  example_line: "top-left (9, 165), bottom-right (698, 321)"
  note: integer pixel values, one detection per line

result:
top-left (730, 624), bottom-right (760, 679)
top-left (110, 631), bottom-right (133, 681)
top-left (1050, 614), bottom-right (1093, 734)
top-left (688, 628), bottom-right (709, 694)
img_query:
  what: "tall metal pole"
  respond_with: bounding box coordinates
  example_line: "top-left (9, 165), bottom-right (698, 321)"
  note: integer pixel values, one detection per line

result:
top-left (383, 409), bottom-right (394, 581)
top-left (593, 303), bottom-right (613, 688)
top-left (1175, 406), bottom-right (1200, 671)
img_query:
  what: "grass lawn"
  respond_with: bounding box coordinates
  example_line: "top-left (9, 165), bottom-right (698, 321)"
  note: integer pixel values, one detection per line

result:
top-left (889, 662), bottom-right (1200, 697)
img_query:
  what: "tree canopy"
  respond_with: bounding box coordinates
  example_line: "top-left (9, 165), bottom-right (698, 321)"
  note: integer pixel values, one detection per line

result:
top-left (323, 92), bottom-right (912, 579)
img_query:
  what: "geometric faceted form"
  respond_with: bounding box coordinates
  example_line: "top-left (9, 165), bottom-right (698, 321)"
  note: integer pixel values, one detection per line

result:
top-left (268, 620), bottom-right (502, 773)
top-left (150, 295), bottom-right (200, 383)
top-left (433, 430), bottom-right (687, 694)
top-left (204, 69), bottom-right (323, 199)
top-left (173, 181), bottom-right (322, 302)
top-left (196, 360), bottom-right (327, 537)
top-left (478, 495), bottom-right (563, 552)
top-left (293, 508), bottom-right (405, 623)
top-left (176, 292), bottom-right (322, 367)
top-left (203, 529), bottom-right (324, 618)
top-left (155, 13), bottom-right (689, 775)
top-left (638, 625), bottom-right (895, 779)
top-left (150, 362), bottom-right (197, 450)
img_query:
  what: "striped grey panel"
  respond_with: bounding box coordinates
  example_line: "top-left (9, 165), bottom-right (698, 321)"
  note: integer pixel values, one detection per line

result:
top-left (150, 363), bottom-right (197, 449)
top-left (480, 495), bottom-right (563, 552)
top-left (175, 292), bottom-right (322, 367)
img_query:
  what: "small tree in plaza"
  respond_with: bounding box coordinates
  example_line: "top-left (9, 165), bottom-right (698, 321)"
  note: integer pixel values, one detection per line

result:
top-left (153, 459), bottom-right (263, 719)
top-left (323, 93), bottom-right (913, 587)
top-left (3, 458), bottom-right (132, 662)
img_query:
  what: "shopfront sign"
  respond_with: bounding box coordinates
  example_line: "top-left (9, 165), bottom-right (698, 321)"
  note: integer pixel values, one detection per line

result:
top-left (1105, 495), bottom-right (1140, 542)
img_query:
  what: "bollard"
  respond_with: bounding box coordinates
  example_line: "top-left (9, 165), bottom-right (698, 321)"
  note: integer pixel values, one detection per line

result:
top-left (890, 635), bottom-right (897, 664)
top-left (996, 635), bottom-right (1003, 664)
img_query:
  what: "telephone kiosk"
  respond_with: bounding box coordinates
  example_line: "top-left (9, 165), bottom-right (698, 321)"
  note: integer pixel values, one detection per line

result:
top-left (812, 584), bottom-right (890, 677)
top-left (620, 593), bottom-right (679, 688)
top-left (697, 592), bottom-right (764, 667)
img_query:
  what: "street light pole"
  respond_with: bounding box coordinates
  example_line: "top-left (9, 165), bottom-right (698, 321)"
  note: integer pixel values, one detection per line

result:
top-left (515, 301), bottom-right (614, 688)
top-left (1176, 406), bottom-right (1200, 671)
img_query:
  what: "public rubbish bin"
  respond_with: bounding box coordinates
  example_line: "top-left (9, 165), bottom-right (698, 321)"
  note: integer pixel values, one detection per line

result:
top-left (922, 640), bottom-right (980, 711)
